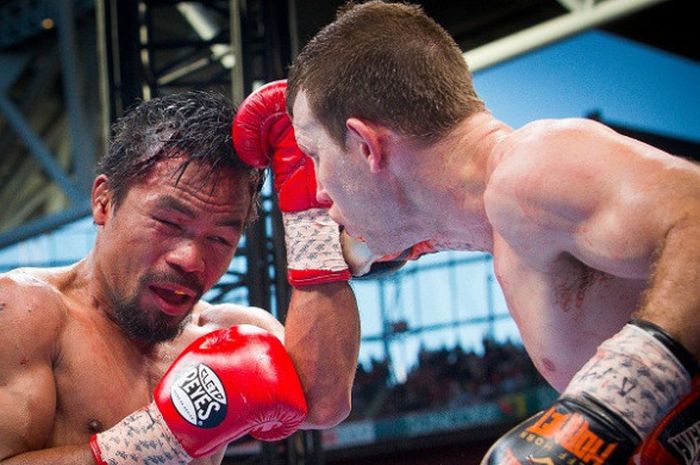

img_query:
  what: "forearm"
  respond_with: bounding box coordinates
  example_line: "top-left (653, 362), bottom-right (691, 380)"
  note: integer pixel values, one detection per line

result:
top-left (0, 445), bottom-right (94, 465)
top-left (0, 445), bottom-right (224, 465)
top-left (635, 211), bottom-right (700, 361)
top-left (284, 282), bottom-right (360, 429)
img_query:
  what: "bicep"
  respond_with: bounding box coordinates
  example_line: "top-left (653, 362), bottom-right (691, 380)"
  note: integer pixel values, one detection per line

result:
top-left (567, 160), bottom-right (693, 277)
top-left (0, 274), bottom-right (62, 459)
top-left (491, 121), bottom-right (669, 278)
top-left (569, 202), bottom-right (660, 279)
top-left (0, 363), bottom-right (57, 460)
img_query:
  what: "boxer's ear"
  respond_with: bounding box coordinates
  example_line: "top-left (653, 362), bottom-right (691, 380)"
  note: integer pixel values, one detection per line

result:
top-left (346, 118), bottom-right (385, 174)
top-left (91, 175), bottom-right (111, 225)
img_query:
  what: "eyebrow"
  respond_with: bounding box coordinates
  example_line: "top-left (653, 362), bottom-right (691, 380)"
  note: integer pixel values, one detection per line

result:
top-left (155, 195), bottom-right (245, 230)
top-left (156, 195), bottom-right (194, 217)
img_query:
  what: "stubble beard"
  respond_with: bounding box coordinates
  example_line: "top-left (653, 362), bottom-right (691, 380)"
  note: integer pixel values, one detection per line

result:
top-left (111, 295), bottom-right (190, 344)
top-left (108, 276), bottom-right (195, 345)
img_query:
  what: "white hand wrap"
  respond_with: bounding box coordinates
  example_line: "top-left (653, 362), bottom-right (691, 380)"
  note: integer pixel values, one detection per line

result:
top-left (563, 323), bottom-right (692, 438)
top-left (91, 403), bottom-right (192, 465)
top-left (282, 208), bottom-right (348, 272)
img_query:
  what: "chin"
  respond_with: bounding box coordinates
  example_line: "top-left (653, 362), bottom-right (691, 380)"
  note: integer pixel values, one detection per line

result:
top-left (362, 236), bottom-right (403, 257)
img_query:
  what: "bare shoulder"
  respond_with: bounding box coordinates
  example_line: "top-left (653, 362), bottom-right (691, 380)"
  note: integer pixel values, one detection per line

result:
top-left (485, 119), bottom-right (609, 236)
top-left (487, 116), bottom-right (697, 211)
top-left (497, 118), bottom-right (620, 162)
top-left (0, 268), bottom-right (65, 378)
top-left (0, 268), bottom-right (68, 458)
top-left (0, 268), bottom-right (66, 332)
top-left (518, 117), bottom-right (612, 136)
top-left (501, 117), bottom-right (696, 170)
top-left (487, 117), bottom-right (699, 273)
top-left (194, 301), bottom-right (284, 340)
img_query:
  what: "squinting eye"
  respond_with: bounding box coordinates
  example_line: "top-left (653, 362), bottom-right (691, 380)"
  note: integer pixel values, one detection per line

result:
top-left (209, 236), bottom-right (232, 246)
top-left (155, 218), bottom-right (181, 230)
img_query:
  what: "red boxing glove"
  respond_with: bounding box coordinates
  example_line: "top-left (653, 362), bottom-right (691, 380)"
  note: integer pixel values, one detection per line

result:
top-left (90, 325), bottom-right (307, 464)
top-left (233, 80), bottom-right (351, 286)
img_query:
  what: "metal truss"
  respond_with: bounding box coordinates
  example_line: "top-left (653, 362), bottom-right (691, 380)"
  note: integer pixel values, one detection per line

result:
top-left (0, 0), bottom-right (97, 249)
top-left (464, 0), bottom-right (669, 71)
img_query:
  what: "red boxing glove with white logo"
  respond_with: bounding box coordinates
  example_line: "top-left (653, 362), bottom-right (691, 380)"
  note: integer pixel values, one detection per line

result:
top-left (90, 325), bottom-right (307, 464)
top-left (233, 80), bottom-right (351, 287)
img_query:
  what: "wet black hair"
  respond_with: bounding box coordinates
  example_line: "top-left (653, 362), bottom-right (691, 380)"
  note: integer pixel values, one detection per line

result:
top-left (97, 90), bottom-right (265, 223)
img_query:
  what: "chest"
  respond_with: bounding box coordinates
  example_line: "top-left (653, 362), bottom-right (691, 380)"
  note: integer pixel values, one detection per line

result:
top-left (50, 324), bottom-right (194, 445)
top-left (492, 237), bottom-right (646, 389)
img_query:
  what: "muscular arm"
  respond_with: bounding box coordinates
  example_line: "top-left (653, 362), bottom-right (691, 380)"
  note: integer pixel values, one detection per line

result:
top-left (492, 119), bottom-right (700, 360)
top-left (567, 130), bottom-right (700, 361)
top-left (0, 272), bottom-right (77, 463)
top-left (0, 272), bottom-right (231, 465)
top-left (284, 282), bottom-right (360, 429)
top-left (0, 446), bottom-right (94, 465)
top-left (635, 204), bottom-right (700, 359)
top-left (201, 300), bottom-right (364, 427)
top-left (0, 272), bottom-right (120, 465)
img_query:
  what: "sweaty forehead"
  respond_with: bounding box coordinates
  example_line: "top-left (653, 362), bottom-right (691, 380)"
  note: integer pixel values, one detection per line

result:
top-left (291, 92), bottom-right (327, 153)
top-left (293, 127), bottom-right (315, 155)
top-left (138, 157), bottom-right (251, 208)
top-left (291, 92), bottom-right (315, 132)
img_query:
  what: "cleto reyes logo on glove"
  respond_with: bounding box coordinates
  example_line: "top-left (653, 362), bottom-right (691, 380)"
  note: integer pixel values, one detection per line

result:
top-left (171, 363), bottom-right (228, 428)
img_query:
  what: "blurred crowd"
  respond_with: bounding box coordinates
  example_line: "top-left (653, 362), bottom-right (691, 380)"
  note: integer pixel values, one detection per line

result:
top-left (349, 338), bottom-right (546, 420)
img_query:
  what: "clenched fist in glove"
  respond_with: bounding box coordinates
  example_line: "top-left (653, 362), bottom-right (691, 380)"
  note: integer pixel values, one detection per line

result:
top-left (233, 80), bottom-right (417, 285)
top-left (481, 319), bottom-right (698, 465)
top-left (233, 80), bottom-right (352, 287)
top-left (90, 325), bottom-right (307, 465)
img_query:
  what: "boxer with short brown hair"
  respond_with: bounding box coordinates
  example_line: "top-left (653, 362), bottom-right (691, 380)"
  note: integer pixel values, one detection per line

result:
top-left (284, 1), bottom-right (700, 464)
top-left (0, 91), bottom-right (360, 464)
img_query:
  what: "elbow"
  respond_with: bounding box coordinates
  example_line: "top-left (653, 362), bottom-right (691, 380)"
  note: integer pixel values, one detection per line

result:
top-left (302, 388), bottom-right (352, 429)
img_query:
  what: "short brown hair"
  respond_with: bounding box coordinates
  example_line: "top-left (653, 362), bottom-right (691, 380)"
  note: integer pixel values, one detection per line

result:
top-left (287, 0), bottom-right (485, 147)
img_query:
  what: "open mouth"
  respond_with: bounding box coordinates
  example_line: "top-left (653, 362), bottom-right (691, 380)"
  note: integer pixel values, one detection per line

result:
top-left (149, 285), bottom-right (193, 314)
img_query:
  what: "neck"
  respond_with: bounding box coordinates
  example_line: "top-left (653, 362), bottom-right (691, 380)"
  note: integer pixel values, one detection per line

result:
top-left (77, 251), bottom-right (108, 312)
top-left (397, 111), bottom-right (510, 253)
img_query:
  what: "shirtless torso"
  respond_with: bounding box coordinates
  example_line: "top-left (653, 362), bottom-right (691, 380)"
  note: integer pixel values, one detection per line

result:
top-left (0, 264), bottom-right (283, 464)
top-left (292, 84), bottom-right (700, 392)
top-left (285, 3), bottom-right (700, 461)
top-left (484, 117), bottom-right (700, 389)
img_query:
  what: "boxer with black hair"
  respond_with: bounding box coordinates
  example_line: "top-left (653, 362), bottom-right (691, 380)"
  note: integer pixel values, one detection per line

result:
top-left (0, 90), bottom-right (359, 464)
